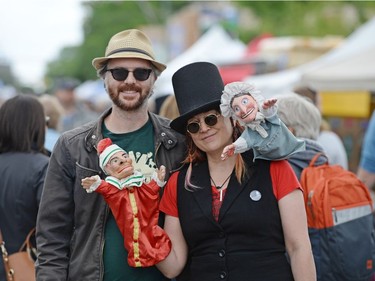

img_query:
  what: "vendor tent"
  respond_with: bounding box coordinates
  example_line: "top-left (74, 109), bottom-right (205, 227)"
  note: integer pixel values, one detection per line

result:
top-left (301, 46), bottom-right (375, 91)
top-left (153, 25), bottom-right (246, 98)
top-left (244, 17), bottom-right (375, 98)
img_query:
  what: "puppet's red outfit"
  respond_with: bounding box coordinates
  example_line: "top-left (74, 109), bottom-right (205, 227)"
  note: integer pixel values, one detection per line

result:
top-left (95, 177), bottom-right (171, 267)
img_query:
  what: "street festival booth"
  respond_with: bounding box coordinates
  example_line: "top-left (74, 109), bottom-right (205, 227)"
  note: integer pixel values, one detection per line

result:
top-left (245, 17), bottom-right (375, 171)
top-left (300, 48), bottom-right (375, 171)
top-left (153, 24), bottom-right (247, 100)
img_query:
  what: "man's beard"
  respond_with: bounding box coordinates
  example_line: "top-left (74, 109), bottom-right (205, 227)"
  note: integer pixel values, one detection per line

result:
top-left (107, 83), bottom-right (153, 111)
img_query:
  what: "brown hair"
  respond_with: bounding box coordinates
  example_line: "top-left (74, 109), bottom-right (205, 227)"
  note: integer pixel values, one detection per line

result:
top-left (159, 95), bottom-right (180, 120)
top-left (39, 94), bottom-right (65, 130)
top-left (293, 86), bottom-right (318, 105)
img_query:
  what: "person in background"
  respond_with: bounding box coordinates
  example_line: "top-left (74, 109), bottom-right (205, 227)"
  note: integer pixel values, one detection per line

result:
top-left (35, 29), bottom-right (186, 281)
top-left (293, 85), bottom-right (348, 169)
top-left (38, 94), bottom-right (64, 153)
top-left (0, 94), bottom-right (50, 280)
top-left (158, 94), bottom-right (180, 120)
top-left (317, 120), bottom-right (348, 169)
top-left (53, 79), bottom-right (98, 133)
top-left (357, 110), bottom-right (375, 191)
top-left (156, 62), bottom-right (316, 281)
top-left (277, 92), bottom-right (375, 280)
top-left (276, 92), bottom-right (328, 180)
top-left (153, 94), bottom-right (171, 115)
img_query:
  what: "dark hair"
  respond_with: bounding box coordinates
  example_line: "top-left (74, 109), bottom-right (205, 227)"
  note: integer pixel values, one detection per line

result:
top-left (0, 95), bottom-right (47, 154)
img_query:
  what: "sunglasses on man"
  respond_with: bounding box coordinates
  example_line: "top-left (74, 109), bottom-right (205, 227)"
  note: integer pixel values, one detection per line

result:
top-left (187, 113), bottom-right (221, 134)
top-left (107, 68), bottom-right (153, 82)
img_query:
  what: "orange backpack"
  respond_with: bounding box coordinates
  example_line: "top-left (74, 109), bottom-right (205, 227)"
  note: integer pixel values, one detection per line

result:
top-left (300, 153), bottom-right (375, 281)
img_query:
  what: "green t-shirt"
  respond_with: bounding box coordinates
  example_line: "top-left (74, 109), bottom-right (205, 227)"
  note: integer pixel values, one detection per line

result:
top-left (102, 120), bottom-right (166, 281)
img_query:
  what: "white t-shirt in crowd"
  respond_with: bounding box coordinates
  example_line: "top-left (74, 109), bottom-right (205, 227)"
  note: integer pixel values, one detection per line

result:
top-left (317, 130), bottom-right (348, 169)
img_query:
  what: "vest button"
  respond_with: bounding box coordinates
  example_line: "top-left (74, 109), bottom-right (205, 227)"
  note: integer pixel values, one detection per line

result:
top-left (219, 271), bottom-right (227, 279)
top-left (218, 249), bottom-right (226, 258)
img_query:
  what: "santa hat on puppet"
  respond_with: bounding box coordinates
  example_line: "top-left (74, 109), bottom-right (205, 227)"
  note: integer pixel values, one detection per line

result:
top-left (97, 138), bottom-right (125, 174)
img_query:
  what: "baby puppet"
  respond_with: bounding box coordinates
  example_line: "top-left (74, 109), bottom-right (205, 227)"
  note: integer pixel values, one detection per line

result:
top-left (81, 138), bottom-right (171, 267)
top-left (220, 82), bottom-right (305, 161)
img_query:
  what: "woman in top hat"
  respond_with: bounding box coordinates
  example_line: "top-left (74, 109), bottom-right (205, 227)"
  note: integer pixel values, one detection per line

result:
top-left (156, 62), bottom-right (316, 281)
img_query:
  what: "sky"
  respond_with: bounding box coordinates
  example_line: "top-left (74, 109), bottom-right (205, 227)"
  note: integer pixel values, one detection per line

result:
top-left (0, 0), bottom-right (84, 89)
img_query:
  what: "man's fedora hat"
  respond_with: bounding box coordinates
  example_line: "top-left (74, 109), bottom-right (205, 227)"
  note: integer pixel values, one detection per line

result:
top-left (170, 62), bottom-right (224, 134)
top-left (92, 29), bottom-right (166, 73)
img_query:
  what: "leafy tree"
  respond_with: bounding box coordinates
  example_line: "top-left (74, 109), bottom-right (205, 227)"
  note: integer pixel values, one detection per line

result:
top-left (45, 1), bottom-right (188, 89)
top-left (235, 1), bottom-right (375, 42)
top-left (44, 1), bottom-right (375, 89)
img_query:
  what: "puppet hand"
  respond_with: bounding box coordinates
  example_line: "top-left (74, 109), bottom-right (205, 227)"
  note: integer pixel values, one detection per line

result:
top-left (263, 98), bottom-right (277, 109)
top-left (81, 175), bottom-right (101, 193)
top-left (221, 144), bottom-right (235, 160)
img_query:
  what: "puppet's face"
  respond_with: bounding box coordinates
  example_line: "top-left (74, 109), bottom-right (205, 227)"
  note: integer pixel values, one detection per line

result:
top-left (231, 94), bottom-right (258, 123)
top-left (105, 151), bottom-right (134, 179)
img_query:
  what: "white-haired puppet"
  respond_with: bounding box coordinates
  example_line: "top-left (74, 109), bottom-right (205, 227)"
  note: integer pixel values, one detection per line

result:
top-left (81, 138), bottom-right (171, 268)
top-left (220, 82), bottom-right (305, 161)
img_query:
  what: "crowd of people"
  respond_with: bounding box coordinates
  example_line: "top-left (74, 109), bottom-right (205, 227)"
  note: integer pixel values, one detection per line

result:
top-left (0, 27), bottom-right (374, 281)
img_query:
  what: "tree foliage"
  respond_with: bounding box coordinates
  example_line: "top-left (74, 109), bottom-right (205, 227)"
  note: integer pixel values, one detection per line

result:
top-left (45, 1), bottom-right (188, 89)
top-left (235, 1), bottom-right (375, 42)
top-left (44, 1), bottom-right (375, 90)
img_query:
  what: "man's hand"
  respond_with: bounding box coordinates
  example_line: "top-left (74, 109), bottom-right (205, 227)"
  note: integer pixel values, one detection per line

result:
top-left (156, 165), bottom-right (166, 182)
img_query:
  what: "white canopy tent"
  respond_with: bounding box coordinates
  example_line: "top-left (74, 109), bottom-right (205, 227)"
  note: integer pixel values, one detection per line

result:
top-left (153, 25), bottom-right (246, 99)
top-left (301, 46), bottom-right (375, 91)
top-left (244, 17), bottom-right (375, 98)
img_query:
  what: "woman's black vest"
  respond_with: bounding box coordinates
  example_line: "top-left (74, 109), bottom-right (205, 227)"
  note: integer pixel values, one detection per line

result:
top-left (176, 152), bottom-right (294, 281)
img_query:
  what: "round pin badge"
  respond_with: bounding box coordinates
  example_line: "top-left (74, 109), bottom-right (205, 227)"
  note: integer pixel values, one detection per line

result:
top-left (249, 190), bottom-right (262, 201)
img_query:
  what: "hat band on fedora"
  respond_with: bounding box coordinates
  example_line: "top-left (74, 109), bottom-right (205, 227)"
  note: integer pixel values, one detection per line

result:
top-left (107, 47), bottom-right (154, 59)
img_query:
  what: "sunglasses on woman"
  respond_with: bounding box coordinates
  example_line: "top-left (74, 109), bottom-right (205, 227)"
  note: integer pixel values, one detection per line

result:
top-left (187, 113), bottom-right (221, 134)
top-left (107, 68), bottom-right (153, 82)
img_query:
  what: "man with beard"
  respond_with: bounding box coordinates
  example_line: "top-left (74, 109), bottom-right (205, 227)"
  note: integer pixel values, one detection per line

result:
top-left (35, 29), bottom-right (186, 281)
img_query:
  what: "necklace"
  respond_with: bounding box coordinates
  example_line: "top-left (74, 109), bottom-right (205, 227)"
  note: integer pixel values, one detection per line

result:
top-left (210, 173), bottom-right (231, 202)
top-left (210, 173), bottom-right (232, 190)
top-left (210, 173), bottom-right (232, 202)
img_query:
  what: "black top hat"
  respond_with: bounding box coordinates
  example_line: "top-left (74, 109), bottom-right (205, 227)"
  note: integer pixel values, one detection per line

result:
top-left (170, 62), bottom-right (224, 134)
